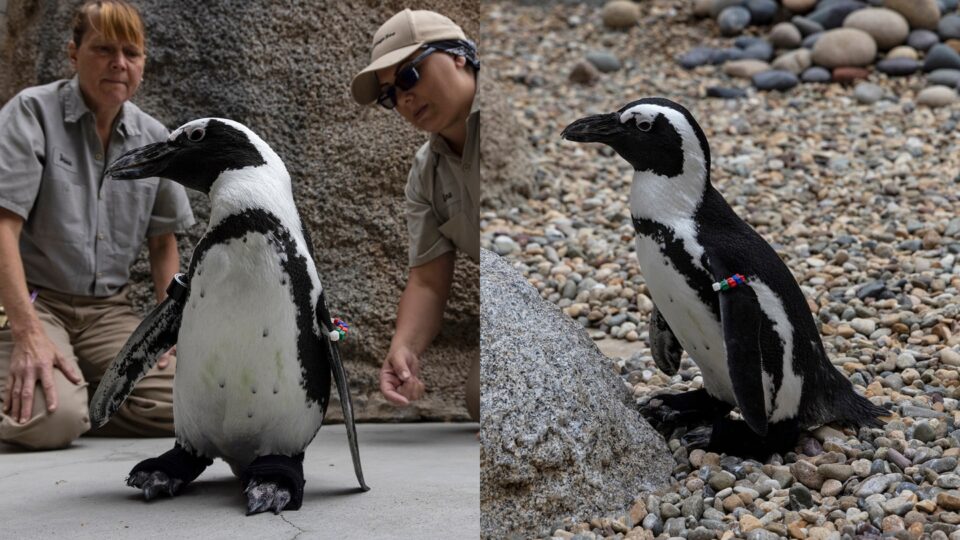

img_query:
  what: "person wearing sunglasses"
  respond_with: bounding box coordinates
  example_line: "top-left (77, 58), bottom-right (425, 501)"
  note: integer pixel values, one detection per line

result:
top-left (352, 9), bottom-right (479, 422)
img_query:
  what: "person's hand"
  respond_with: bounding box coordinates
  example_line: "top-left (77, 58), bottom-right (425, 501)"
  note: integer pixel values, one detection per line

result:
top-left (380, 345), bottom-right (425, 405)
top-left (157, 345), bottom-right (176, 370)
top-left (2, 329), bottom-right (81, 423)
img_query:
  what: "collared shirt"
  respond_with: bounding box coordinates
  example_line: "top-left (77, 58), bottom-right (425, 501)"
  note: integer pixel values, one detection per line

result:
top-left (404, 95), bottom-right (480, 267)
top-left (0, 77), bottom-right (195, 297)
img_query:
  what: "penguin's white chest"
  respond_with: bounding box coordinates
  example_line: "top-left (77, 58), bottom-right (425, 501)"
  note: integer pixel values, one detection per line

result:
top-left (174, 232), bottom-right (321, 466)
top-left (634, 234), bottom-right (737, 404)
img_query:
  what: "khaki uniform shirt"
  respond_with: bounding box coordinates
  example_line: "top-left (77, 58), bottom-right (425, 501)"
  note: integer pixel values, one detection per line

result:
top-left (0, 77), bottom-right (195, 297)
top-left (404, 98), bottom-right (480, 267)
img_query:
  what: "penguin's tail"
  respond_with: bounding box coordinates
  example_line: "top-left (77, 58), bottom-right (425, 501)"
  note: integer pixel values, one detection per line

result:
top-left (803, 366), bottom-right (889, 430)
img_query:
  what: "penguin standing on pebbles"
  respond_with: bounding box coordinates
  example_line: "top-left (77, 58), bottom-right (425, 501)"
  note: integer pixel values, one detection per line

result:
top-left (90, 118), bottom-right (368, 514)
top-left (562, 98), bottom-right (886, 458)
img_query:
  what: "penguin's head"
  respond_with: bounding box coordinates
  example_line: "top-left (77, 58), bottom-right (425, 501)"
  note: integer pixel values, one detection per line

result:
top-left (106, 118), bottom-right (269, 194)
top-left (561, 97), bottom-right (710, 180)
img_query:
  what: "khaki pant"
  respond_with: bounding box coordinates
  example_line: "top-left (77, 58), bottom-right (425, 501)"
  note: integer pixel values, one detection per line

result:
top-left (0, 287), bottom-right (174, 450)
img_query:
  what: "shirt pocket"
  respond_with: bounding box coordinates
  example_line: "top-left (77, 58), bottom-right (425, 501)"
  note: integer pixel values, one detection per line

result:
top-left (107, 178), bottom-right (157, 248)
top-left (30, 163), bottom-right (89, 243)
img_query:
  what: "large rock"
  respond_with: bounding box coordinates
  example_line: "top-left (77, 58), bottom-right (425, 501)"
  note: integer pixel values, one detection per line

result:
top-left (924, 44), bottom-right (960, 71)
top-left (884, 0), bottom-right (940, 31)
top-left (812, 28), bottom-right (878, 67)
top-left (769, 22), bottom-right (803, 48)
top-left (480, 74), bottom-right (534, 209)
top-left (479, 250), bottom-right (673, 540)
top-left (0, 0), bottom-right (480, 421)
top-left (917, 86), bottom-right (959, 107)
top-left (843, 8), bottom-right (909, 50)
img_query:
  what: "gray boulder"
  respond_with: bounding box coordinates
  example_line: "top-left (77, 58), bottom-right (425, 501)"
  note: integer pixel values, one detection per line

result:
top-left (480, 249), bottom-right (673, 540)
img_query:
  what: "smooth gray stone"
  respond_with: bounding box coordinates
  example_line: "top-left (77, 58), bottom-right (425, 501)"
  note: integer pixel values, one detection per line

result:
top-left (741, 41), bottom-right (774, 60)
top-left (585, 50), bottom-right (621, 73)
top-left (924, 44), bottom-right (960, 71)
top-left (909, 29), bottom-right (941, 51)
top-left (678, 47), bottom-right (717, 69)
top-left (854, 82), bottom-right (884, 104)
top-left (940, 14), bottom-right (960, 40)
top-left (746, 0), bottom-right (778, 25)
top-left (753, 69), bottom-right (800, 90)
top-left (807, 0), bottom-right (866, 29)
top-left (735, 35), bottom-right (767, 48)
top-left (876, 57), bottom-right (921, 76)
top-left (942, 0), bottom-right (960, 12)
top-left (929, 68), bottom-right (960, 87)
top-left (802, 32), bottom-right (823, 49)
top-left (792, 15), bottom-right (825, 36)
top-left (719, 5), bottom-right (752, 35)
top-left (801, 66), bottom-right (832, 82)
top-left (707, 86), bottom-right (749, 98)
top-left (710, 0), bottom-right (747, 18)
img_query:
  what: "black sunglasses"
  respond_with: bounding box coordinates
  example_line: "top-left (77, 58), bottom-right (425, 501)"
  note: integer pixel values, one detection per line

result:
top-left (377, 47), bottom-right (437, 110)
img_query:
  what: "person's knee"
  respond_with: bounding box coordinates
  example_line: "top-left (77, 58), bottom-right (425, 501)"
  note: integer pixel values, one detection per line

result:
top-left (0, 385), bottom-right (90, 450)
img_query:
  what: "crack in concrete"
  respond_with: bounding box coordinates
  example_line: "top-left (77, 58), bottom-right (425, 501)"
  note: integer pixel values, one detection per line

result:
top-left (279, 514), bottom-right (305, 540)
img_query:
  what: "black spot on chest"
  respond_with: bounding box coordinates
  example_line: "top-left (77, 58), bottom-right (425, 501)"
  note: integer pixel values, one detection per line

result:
top-left (633, 217), bottom-right (718, 319)
top-left (187, 209), bottom-right (329, 408)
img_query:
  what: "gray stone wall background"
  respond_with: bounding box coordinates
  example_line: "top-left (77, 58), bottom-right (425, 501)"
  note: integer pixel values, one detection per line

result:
top-left (0, 0), bottom-right (479, 421)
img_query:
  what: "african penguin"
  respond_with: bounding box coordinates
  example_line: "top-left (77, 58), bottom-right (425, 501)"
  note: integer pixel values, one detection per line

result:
top-left (562, 98), bottom-right (886, 457)
top-left (90, 118), bottom-right (368, 514)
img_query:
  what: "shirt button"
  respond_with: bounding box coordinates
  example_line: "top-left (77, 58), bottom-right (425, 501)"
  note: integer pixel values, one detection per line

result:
top-left (97, 233), bottom-right (104, 240)
top-left (96, 272), bottom-right (103, 278)
top-left (95, 153), bottom-right (103, 161)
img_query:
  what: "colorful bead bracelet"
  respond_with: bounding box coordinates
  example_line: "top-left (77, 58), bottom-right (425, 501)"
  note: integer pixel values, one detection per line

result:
top-left (329, 317), bottom-right (350, 342)
top-left (712, 273), bottom-right (750, 292)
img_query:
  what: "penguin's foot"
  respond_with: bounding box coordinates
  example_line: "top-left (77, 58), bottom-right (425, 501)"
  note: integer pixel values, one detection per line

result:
top-left (127, 470), bottom-right (183, 500)
top-left (702, 417), bottom-right (802, 459)
top-left (679, 425), bottom-right (713, 450)
top-left (126, 443), bottom-right (212, 501)
top-left (640, 389), bottom-right (732, 434)
top-left (245, 479), bottom-right (293, 515)
top-left (240, 453), bottom-right (306, 514)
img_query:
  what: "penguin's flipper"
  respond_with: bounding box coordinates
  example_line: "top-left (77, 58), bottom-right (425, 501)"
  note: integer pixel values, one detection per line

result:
top-left (718, 284), bottom-right (768, 437)
top-left (649, 303), bottom-right (683, 376)
top-left (316, 292), bottom-right (370, 492)
top-left (89, 282), bottom-right (185, 428)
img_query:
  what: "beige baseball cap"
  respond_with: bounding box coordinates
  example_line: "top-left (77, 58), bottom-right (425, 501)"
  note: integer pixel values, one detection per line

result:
top-left (351, 9), bottom-right (467, 106)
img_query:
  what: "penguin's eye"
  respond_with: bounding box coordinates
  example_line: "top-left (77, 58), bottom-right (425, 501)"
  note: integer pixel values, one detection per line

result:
top-left (188, 128), bottom-right (205, 142)
top-left (636, 119), bottom-right (653, 132)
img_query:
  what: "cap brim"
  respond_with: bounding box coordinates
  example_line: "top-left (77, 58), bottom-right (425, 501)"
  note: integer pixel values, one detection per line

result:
top-left (351, 43), bottom-right (424, 105)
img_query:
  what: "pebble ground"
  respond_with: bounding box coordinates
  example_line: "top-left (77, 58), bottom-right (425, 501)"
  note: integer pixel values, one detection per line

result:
top-left (482, 1), bottom-right (960, 538)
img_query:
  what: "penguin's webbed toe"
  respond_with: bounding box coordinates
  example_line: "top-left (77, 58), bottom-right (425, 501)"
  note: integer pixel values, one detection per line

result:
top-left (245, 479), bottom-right (292, 515)
top-left (127, 470), bottom-right (183, 500)
top-left (679, 425), bottom-right (713, 450)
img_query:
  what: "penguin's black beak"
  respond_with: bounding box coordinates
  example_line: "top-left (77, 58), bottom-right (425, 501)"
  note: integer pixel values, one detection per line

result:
top-left (106, 141), bottom-right (178, 180)
top-left (561, 112), bottom-right (626, 144)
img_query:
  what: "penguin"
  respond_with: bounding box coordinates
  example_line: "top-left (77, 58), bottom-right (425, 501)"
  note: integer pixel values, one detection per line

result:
top-left (561, 98), bottom-right (886, 458)
top-left (90, 118), bottom-right (368, 515)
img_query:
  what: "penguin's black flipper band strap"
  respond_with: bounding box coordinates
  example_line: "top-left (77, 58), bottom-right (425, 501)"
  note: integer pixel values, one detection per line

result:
top-left (718, 285), bottom-right (769, 437)
top-left (650, 303), bottom-right (683, 376)
top-left (241, 454), bottom-right (306, 510)
top-left (89, 281), bottom-right (185, 428)
top-left (316, 293), bottom-right (370, 492)
top-left (129, 443), bottom-right (212, 484)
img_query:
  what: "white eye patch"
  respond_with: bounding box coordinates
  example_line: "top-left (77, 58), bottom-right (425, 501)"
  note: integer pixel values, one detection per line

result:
top-left (619, 108), bottom-right (657, 132)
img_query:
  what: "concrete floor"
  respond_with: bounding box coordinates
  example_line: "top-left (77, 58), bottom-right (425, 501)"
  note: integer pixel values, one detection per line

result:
top-left (0, 423), bottom-right (479, 540)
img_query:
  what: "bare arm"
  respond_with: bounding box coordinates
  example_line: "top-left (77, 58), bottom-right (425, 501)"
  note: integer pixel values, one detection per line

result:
top-left (0, 208), bottom-right (81, 422)
top-left (146, 233), bottom-right (180, 303)
top-left (380, 251), bottom-right (455, 405)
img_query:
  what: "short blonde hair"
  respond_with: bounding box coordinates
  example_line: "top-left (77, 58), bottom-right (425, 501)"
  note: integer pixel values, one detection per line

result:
top-left (71, 0), bottom-right (146, 51)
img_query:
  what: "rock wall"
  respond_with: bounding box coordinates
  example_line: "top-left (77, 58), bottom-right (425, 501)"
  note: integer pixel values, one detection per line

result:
top-left (0, 0), bottom-right (479, 421)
